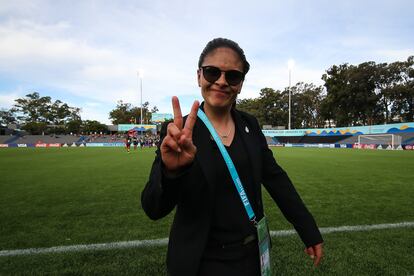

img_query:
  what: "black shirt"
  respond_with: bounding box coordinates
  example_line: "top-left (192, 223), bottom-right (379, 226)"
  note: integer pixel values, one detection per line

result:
top-left (208, 126), bottom-right (257, 245)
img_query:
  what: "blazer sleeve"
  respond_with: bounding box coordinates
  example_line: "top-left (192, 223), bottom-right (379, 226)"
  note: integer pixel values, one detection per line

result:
top-left (141, 122), bottom-right (188, 220)
top-left (254, 118), bottom-right (323, 247)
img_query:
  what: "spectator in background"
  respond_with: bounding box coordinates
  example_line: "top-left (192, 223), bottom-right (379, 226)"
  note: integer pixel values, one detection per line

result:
top-left (139, 137), bottom-right (144, 149)
top-left (125, 134), bottom-right (132, 153)
top-left (133, 135), bottom-right (138, 150)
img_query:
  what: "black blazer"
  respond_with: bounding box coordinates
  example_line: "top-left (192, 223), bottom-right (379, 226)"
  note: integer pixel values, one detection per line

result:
top-left (141, 107), bottom-right (323, 276)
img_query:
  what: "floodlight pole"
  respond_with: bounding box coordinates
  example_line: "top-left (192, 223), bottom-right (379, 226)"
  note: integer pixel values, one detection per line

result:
top-left (288, 68), bottom-right (291, 130)
top-left (138, 71), bottom-right (143, 125)
top-left (140, 77), bottom-right (143, 125)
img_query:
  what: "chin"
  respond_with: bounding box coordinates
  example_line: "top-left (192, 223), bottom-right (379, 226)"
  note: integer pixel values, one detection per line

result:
top-left (207, 100), bottom-right (233, 109)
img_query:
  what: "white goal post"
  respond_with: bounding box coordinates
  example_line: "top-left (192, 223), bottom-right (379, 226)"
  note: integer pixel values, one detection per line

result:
top-left (357, 134), bottom-right (402, 149)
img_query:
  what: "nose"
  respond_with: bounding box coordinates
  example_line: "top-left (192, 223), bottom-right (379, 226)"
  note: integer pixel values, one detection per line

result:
top-left (215, 71), bottom-right (228, 86)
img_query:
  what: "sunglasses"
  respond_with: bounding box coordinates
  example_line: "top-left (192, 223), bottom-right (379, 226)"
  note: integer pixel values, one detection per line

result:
top-left (201, 66), bottom-right (245, 86)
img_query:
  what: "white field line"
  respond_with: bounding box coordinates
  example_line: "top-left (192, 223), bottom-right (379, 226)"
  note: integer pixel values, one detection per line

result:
top-left (270, 221), bottom-right (414, 236)
top-left (1, 222), bottom-right (413, 257)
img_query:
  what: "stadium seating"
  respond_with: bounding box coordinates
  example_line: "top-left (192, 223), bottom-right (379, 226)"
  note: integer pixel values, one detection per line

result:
top-left (0, 135), bottom-right (14, 143)
top-left (271, 135), bottom-right (352, 144)
top-left (400, 132), bottom-right (414, 145)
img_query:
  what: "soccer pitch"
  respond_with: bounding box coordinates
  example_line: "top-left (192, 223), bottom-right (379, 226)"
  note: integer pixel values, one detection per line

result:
top-left (0, 147), bottom-right (413, 275)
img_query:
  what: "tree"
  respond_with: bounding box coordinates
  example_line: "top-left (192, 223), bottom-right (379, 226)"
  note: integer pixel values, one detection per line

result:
top-left (49, 100), bottom-right (80, 125)
top-left (238, 57), bottom-right (414, 128)
top-left (322, 62), bottom-right (380, 126)
top-left (237, 88), bottom-right (288, 128)
top-left (12, 92), bottom-right (82, 134)
top-left (258, 88), bottom-right (285, 127)
top-left (109, 100), bottom-right (155, 124)
top-left (82, 120), bottom-right (108, 134)
top-left (0, 109), bottom-right (17, 127)
top-left (150, 106), bottom-right (159, 123)
top-left (109, 101), bottom-right (133, 125)
top-left (151, 106), bottom-right (159, 113)
top-left (290, 83), bottom-right (324, 128)
top-left (237, 84), bottom-right (324, 129)
top-left (66, 119), bottom-right (82, 134)
top-left (12, 92), bottom-right (52, 124)
top-left (322, 57), bottom-right (413, 126)
top-left (348, 62), bottom-right (381, 125)
top-left (142, 101), bottom-right (151, 124)
top-left (374, 62), bottom-right (396, 123)
top-left (22, 122), bottom-right (48, 135)
top-left (322, 64), bottom-right (350, 126)
top-left (236, 97), bottom-right (264, 125)
top-left (388, 56), bottom-right (414, 122)
top-left (131, 102), bottom-right (150, 124)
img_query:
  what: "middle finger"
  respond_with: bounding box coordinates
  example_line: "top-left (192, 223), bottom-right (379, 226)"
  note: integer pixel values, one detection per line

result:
top-left (183, 100), bottom-right (200, 133)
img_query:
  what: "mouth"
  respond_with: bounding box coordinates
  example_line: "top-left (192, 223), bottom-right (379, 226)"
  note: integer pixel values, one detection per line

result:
top-left (210, 88), bottom-right (230, 95)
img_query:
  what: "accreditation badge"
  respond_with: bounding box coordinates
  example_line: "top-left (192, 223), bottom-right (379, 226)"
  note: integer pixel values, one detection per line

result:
top-left (257, 216), bottom-right (271, 276)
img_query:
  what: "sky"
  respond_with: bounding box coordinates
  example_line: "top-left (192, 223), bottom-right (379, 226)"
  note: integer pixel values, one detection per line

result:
top-left (0, 0), bottom-right (413, 124)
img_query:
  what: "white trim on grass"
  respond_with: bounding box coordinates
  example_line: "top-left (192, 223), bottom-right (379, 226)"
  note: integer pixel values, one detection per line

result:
top-left (1, 222), bottom-right (413, 257)
top-left (269, 221), bottom-right (414, 236)
top-left (0, 238), bottom-right (169, 257)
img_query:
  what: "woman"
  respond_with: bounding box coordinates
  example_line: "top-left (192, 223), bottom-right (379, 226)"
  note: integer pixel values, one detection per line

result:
top-left (141, 38), bottom-right (323, 276)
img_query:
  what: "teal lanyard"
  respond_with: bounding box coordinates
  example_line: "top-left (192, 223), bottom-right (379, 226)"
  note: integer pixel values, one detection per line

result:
top-left (197, 109), bottom-right (257, 224)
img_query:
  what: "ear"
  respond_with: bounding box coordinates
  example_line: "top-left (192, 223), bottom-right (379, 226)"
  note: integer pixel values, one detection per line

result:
top-left (197, 69), bottom-right (201, 87)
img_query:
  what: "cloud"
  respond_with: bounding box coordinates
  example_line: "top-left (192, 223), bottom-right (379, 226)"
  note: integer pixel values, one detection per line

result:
top-left (0, 93), bottom-right (18, 109)
top-left (0, 15), bottom-right (205, 99)
top-left (0, 18), bottom-right (198, 112)
top-left (1, 0), bottom-right (413, 124)
top-left (80, 104), bottom-right (111, 124)
top-left (240, 60), bottom-right (325, 99)
top-left (373, 49), bottom-right (414, 63)
top-left (0, 88), bottom-right (23, 109)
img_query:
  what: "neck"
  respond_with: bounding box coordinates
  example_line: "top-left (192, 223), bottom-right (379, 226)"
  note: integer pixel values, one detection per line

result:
top-left (203, 104), bottom-right (232, 125)
top-left (203, 103), bottom-right (234, 140)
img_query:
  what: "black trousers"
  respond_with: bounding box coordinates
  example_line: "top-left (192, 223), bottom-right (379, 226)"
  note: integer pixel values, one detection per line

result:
top-left (197, 240), bottom-right (261, 276)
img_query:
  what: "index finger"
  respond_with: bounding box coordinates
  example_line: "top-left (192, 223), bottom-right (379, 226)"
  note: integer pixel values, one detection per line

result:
top-left (183, 100), bottom-right (200, 132)
top-left (172, 96), bottom-right (183, 130)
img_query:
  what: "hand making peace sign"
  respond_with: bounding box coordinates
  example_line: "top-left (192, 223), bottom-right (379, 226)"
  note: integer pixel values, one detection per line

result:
top-left (161, 96), bottom-right (200, 172)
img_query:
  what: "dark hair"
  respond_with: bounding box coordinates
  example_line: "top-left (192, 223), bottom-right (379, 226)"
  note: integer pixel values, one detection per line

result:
top-left (198, 38), bottom-right (250, 74)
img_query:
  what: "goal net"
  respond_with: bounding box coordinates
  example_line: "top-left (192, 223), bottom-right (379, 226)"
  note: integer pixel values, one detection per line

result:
top-left (357, 134), bottom-right (402, 149)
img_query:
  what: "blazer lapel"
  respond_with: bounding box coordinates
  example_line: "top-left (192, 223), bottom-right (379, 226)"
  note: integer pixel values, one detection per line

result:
top-left (232, 109), bottom-right (261, 186)
top-left (192, 118), bottom-right (218, 196)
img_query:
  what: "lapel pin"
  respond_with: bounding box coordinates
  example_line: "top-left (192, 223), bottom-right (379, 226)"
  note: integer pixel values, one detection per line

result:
top-left (245, 126), bottom-right (249, 133)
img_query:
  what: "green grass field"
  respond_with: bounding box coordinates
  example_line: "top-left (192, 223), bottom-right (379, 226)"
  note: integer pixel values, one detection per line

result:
top-left (0, 147), bottom-right (413, 275)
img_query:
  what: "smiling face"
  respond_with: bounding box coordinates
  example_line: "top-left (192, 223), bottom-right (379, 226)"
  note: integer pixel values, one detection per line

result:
top-left (197, 47), bottom-right (244, 112)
